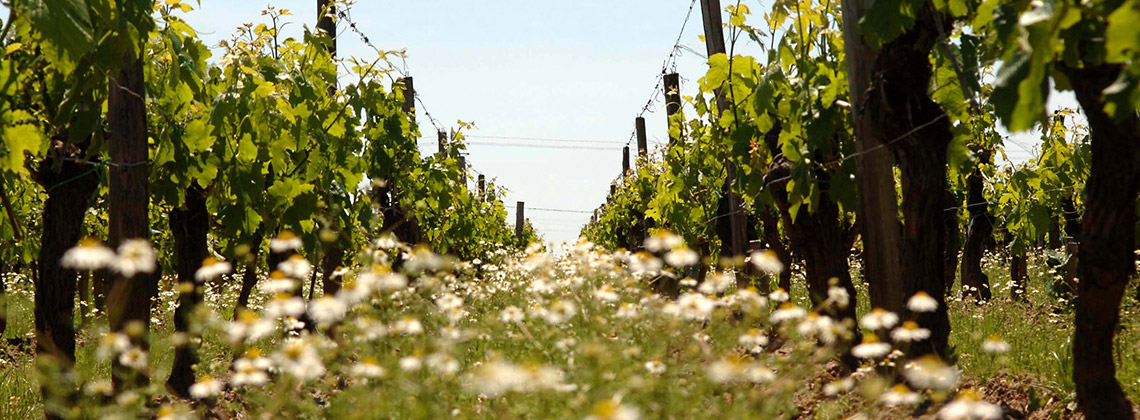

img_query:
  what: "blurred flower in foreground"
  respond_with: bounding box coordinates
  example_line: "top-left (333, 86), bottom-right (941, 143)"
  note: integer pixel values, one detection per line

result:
top-left (269, 230), bottom-right (303, 253)
top-left (61, 237), bottom-right (116, 271)
top-left (195, 257), bottom-right (232, 281)
top-left (749, 249), bottom-right (784, 274)
top-left (189, 376), bottom-right (223, 399)
top-left (880, 384), bottom-right (921, 407)
top-left (851, 334), bottom-right (892, 359)
top-left (981, 335), bottom-right (1010, 354)
top-left (116, 239), bottom-right (157, 277)
top-left (860, 308), bottom-right (899, 330)
top-left (907, 291), bottom-right (939, 313)
top-left (903, 355), bottom-right (960, 390)
top-left (584, 397), bottom-right (641, 420)
top-left (937, 390), bottom-right (1003, 420)
top-left (891, 321), bottom-right (931, 342)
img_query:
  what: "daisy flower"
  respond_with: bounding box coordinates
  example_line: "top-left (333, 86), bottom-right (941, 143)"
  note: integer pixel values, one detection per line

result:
top-left (749, 249), bottom-right (784, 274)
top-left (269, 231), bottom-right (303, 253)
top-left (115, 239), bottom-right (157, 278)
top-left (851, 334), bottom-right (892, 359)
top-left (188, 376), bottom-right (223, 399)
top-left (61, 237), bottom-right (116, 271)
top-left (981, 335), bottom-right (1010, 354)
top-left (194, 257), bottom-right (232, 281)
top-left (891, 321), bottom-right (931, 342)
top-left (907, 291), bottom-right (939, 313)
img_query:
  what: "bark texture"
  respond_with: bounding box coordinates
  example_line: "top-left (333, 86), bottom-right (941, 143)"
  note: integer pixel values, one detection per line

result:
top-left (167, 185), bottom-right (209, 397)
top-left (107, 54), bottom-right (155, 387)
top-left (960, 153), bottom-right (993, 300)
top-left (1061, 63), bottom-right (1139, 420)
top-left (865, 6), bottom-right (954, 357)
top-left (758, 210), bottom-right (793, 293)
top-left (235, 230), bottom-right (264, 315)
top-left (32, 157), bottom-right (99, 364)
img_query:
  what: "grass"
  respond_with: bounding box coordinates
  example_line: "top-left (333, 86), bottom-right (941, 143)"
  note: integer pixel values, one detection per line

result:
top-left (0, 248), bottom-right (1137, 417)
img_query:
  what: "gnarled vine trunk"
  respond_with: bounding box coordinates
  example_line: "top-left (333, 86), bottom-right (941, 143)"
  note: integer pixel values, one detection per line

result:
top-left (235, 230), bottom-right (264, 316)
top-left (1061, 63), bottom-right (1139, 420)
top-left (167, 185), bottom-right (209, 398)
top-left (943, 190), bottom-right (960, 292)
top-left (107, 54), bottom-right (156, 389)
top-left (32, 153), bottom-right (99, 420)
top-left (1009, 252), bottom-right (1028, 301)
top-left (322, 245), bottom-right (345, 296)
top-left (865, 5), bottom-right (954, 357)
top-left (960, 153), bottom-right (993, 300)
top-left (758, 210), bottom-right (793, 293)
top-left (32, 158), bottom-right (99, 364)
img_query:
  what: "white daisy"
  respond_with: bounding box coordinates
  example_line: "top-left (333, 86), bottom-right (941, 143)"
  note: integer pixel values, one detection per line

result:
top-left (269, 231), bottom-right (303, 253)
top-left (749, 249), bottom-right (784, 274)
top-left (277, 254), bottom-right (312, 279)
top-left (769, 302), bottom-right (807, 323)
top-left (309, 296), bottom-right (347, 326)
top-left (891, 321), bottom-right (931, 342)
top-left (981, 335), bottom-right (1010, 354)
top-left (860, 308), bottom-right (900, 330)
top-left (188, 376), bottom-right (223, 399)
top-left (907, 291), bottom-right (939, 313)
top-left (115, 239), bottom-right (157, 278)
top-left (664, 247), bottom-right (699, 267)
top-left (851, 334), bottom-right (892, 359)
top-left (61, 237), bottom-right (116, 271)
top-left (194, 257), bottom-right (232, 281)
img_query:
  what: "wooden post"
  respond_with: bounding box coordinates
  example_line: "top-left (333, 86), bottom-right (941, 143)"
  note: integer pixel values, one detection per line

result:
top-left (664, 73), bottom-right (682, 146)
top-left (622, 146), bottom-right (630, 175)
top-left (635, 117), bottom-right (649, 160)
top-left (699, 0), bottom-right (730, 111)
top-left (317, 0), bottom-right (336, 57)
top-left (515, 201), bottom-right (525, 243)
top-left (699, 0), bottom-right (747, 262)
top-left (610, 182), bottom-right (617, 197)
top-left (478, 174), bottom-right (486, 200)
top-left (437, 130), bottom-right (447, 155)
top-left (399, 77), bottom-right (415, 117)
top-left (840, 0), bottom-right (904, 312)
top-left (458, 156), bottom-right (466, 175)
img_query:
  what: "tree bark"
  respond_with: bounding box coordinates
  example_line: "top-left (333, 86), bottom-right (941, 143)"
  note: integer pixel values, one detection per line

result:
top-left (32, 159), bottom-right (99, 364)
top-left (943, 190), bottom-right (961, 293)
top-left (960, 154), bottom-right (993, 300)
top-left (167, 185), bottom-right (209, 398)
top-left (770, 169), bottom-right (857, 322)
top-left (1061, 63), bottom-right (1139, 420)
top-left (235, 230), bottom-right (264, 316)
top-left (321, 244), bottom-right (345, 296)
top-left (758, 210), bottom-right (793, 293)
top-left (1009, 251), bottom-right (1028, 301)
top-left (107, 53), bottom-right (155, 388)
top-left (865, 5), bottom-right (954, 357)
top-left (32, 154), bottom-right (98, 420)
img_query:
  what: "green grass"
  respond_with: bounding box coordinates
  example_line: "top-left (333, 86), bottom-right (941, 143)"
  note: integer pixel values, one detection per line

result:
top-left (0, 249), bottom-right (1138, 417)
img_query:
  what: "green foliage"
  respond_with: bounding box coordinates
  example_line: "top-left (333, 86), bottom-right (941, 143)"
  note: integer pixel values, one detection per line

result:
top-left (993, 109), bottom-right (1089, 253)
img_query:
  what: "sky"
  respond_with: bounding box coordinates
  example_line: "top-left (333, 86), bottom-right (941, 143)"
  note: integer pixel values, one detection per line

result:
top-left (10, 1), bottom-right (1077, 246)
